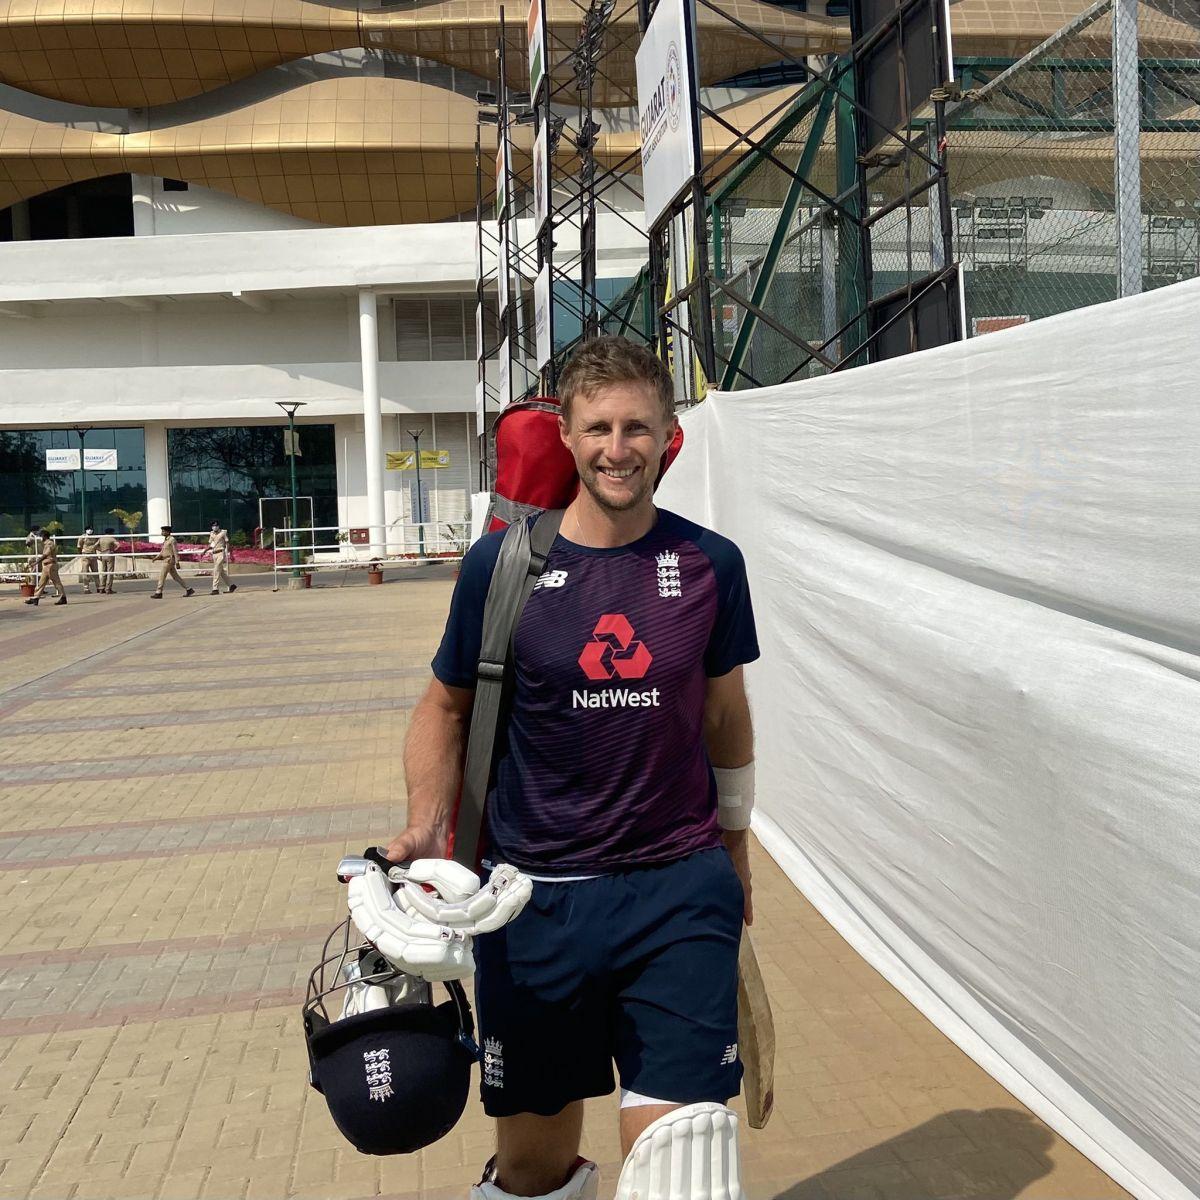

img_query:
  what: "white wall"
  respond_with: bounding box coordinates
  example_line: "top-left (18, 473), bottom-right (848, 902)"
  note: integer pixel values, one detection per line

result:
top-left (131, 175), bottom-right (319, 237)
top-left (0, 360), bottom-right (486, 426)
top-left (0, 298), bottom-right (359, 368)
top-left (333, 412), bottom-right (479, 534)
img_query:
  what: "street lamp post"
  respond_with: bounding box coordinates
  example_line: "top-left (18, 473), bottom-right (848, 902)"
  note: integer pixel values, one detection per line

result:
top-left (73, 426), bottom-right (93, 534)
top-left (276, 402), bottom-right (306, 587)
top-left (406, 428), bottom-right (426, 558)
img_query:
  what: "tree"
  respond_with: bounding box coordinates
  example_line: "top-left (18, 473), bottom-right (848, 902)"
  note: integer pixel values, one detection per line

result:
top-left (110, 507), bottom-right (143, 535)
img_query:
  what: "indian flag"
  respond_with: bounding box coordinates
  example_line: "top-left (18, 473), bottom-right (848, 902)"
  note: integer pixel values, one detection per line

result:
top-left (528, 0), bottom-right (545, 97)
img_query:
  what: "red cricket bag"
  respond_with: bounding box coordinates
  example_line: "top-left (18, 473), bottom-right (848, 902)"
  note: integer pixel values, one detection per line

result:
top-left (487, 397), bottom-right (684, 532)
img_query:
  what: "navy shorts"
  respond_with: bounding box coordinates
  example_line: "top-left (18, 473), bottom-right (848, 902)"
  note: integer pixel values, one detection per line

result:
top-left (473, 846), bottom-right (745, 1118)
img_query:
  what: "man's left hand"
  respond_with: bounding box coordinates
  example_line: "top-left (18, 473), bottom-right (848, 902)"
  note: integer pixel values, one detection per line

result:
top-left (723, 829), bottom-right (754, 926)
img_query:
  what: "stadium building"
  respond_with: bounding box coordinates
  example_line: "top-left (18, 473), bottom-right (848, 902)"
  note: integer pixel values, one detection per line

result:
top-left (0, 0), bottom-right (1194, 545)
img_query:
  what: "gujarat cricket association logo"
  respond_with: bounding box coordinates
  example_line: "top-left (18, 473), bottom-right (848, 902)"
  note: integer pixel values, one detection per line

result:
top-left (578, 614), bottom-right (652, 680)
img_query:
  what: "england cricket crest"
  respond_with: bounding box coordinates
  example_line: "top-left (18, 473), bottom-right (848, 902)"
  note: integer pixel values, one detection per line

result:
top-left (363, 1047), bottom-right (394, 1102)
top-left (483, 1037), bottom-right (505, 1089)
top-left (656, 550), bottom-right (682, 598)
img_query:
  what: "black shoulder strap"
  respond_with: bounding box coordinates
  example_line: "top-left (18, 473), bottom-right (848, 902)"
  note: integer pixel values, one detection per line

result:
top-left (452, 508), bottom-right (565, 868)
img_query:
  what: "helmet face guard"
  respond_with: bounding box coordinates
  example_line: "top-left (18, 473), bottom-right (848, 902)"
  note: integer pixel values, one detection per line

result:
top-left (302, 917), bottom-right (479, 1155)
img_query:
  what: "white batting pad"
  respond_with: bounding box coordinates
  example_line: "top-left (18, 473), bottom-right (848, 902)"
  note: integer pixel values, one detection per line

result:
top-left (615, 1103), bottom-right (741, 1200)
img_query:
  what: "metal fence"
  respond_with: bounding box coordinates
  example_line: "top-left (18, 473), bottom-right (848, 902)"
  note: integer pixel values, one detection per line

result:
top-left (696, 0), bottom-right (1199, 386)
top-left (946, 0), bottom-right (1200, 333)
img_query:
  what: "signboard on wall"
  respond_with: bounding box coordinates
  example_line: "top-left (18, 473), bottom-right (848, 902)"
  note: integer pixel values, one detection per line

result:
top-left (84, 448), bottom-right (118, 470)
top-left (386, 450), bottom-right (451, 470)
top-left (635, 0), bottom-right (698, 227)
top-left (534, 264), bottom-right (552, 369)
top-left (46, 448), bottom-right (81, 471)
top-left (973, 315), bottom-right (1030, 336)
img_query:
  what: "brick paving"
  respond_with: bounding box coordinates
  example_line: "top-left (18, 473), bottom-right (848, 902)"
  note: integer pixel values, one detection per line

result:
top-left (0, 576), bottom-right (1128, 1200)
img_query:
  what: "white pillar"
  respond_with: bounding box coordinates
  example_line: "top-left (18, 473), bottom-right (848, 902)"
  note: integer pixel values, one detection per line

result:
top-left (131, 174), bottom-right (157, 237)
top-left (1113, 0), bottom-right (1142, 298)
top-left (358, 289), bottom-right (386, 555)
top-left (144, 423), bottom-right (170, 539)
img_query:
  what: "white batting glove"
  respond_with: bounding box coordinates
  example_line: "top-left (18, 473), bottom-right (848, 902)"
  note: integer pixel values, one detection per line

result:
top-left (345, 860), bottom-right (533, 983)
top-left (396, 860), bottom-right (533, 933)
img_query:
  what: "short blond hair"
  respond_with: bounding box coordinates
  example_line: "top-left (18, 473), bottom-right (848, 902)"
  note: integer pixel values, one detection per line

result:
top-left (558, 336), bottom-right (674, 424)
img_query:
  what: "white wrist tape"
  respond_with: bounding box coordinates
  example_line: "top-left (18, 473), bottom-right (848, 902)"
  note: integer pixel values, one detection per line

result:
top-left (714, 761), bottom-right (755, 831)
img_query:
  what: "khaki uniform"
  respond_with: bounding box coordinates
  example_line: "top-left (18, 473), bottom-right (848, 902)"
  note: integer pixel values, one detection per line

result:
top-left (208, 528), bottom-right (232, 592)
top-left (97, 534), bottom-right (119, 593)
top-left (153, 535), bottom-right (191, 595)
top-left (77, 534), bottom-right (100, 593)
top-left (31, 539), bottom-right (65, 600)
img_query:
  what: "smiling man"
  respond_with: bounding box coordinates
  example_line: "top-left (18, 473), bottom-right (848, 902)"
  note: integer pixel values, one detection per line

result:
top-left (387, 336), bottom-right (760, 1200)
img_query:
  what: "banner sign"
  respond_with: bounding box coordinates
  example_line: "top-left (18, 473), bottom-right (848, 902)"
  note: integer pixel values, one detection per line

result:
top-left (498, 226), bottom-right (511, 315)
top-left (476, 379), bottom-right (486, 427)
top-left (495, 136), bottom-right (509, 221)
top-left (533, 121), bottom-right (549, 233)
top-left (475, 301), bottom-right (485, 362)
top-left (498, 336), bottom-right (513, 407)
top-left (635, 0), bottom-right (698, 227)
top-left (386, 450), bottom-right (451, 470)
top-left (46, 448), bottom-right (81, 471)
top-left (534, 264), bottom-right (552, 369)
top-left (528, 0), bottom-right (547, 98)
top-left (283, 429), bottom-right (301, 457)
top-left (84, 448), bottom-right (118, 470)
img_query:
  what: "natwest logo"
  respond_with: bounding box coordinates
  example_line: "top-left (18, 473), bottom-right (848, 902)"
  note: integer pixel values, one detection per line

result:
top-left (577, 614), bottom-right (652, 681)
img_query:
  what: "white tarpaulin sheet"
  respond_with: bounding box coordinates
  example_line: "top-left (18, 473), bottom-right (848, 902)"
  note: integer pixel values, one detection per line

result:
top-left (656, 279), bottom-right (1200, 1200)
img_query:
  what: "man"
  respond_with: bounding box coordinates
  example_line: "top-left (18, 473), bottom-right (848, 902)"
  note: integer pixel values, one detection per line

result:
top-left (207, 522), bottom-right (237, 595)
top-left (386, 337), bottom-right (759, 1200)
top-left (76, 527), bottom-right (100, 594)
top-left (24, 533), bottom-right (67, 606)
top-left (150, 526), bottom-right (194, 599)
top-left (97, 528), bottom-right (119, 594)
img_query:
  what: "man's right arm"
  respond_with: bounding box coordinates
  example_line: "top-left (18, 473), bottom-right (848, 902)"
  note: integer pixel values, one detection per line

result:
top-left (386, 677), bottom-right (474, 863)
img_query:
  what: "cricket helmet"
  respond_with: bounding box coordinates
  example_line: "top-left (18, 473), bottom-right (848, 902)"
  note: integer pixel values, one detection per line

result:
top-left (302, 904), bottom-right (479, 1155)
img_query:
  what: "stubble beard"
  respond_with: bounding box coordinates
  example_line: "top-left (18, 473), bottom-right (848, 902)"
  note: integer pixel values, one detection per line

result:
top-left (579, 463), bottom-right (656, 514)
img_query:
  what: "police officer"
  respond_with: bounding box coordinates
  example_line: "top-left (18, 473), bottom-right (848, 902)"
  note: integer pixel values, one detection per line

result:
top-left (24, 534), bottom-right (67, 606)
top-left (207, 522), bottom-right (237, 595)
top-left (150, 526), bottom-right (194, 599)
top-left (97, 528), bottom-right (119, 594)
top-left (77, 527), bottom-right (100, 594)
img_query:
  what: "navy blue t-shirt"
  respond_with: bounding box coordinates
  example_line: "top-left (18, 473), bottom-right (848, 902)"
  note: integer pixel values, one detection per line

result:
top-left (432, 508), bottom-right (759, 875)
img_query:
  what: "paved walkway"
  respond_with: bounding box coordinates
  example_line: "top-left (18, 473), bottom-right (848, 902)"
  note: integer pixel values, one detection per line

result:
top-left (0, 576), bottom-right (1128, 1200)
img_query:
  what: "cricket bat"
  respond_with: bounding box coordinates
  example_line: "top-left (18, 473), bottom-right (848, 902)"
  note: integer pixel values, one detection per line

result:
top-left (737, 930), bottom-right (775, 1129)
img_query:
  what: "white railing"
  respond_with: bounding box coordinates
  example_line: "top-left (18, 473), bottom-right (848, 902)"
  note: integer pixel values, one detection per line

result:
top-left (269, 523), bottom-right (468, 588)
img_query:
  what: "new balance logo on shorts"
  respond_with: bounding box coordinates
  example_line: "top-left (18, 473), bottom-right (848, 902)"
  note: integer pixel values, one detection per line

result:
top-left (721, 1043), bottom-right (738, 1066)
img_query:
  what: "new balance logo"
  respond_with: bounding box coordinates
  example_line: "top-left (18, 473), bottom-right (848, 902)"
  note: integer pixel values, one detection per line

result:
top-left (534, 569), bottom-right (568, 591)
top-left (721, 1043), bottom-right (738, 1066)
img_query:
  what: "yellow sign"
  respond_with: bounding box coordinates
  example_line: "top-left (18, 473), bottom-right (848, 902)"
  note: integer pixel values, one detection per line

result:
top-left (386, 449), bottom-right (450, 470)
